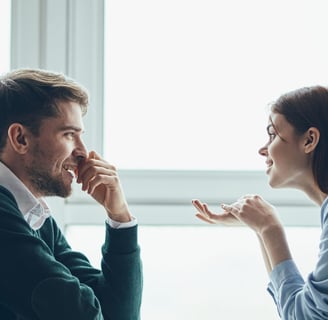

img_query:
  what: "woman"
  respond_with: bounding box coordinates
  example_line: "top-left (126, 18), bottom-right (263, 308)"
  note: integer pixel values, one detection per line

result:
top-left (192, 86), bottom-right (328, 319)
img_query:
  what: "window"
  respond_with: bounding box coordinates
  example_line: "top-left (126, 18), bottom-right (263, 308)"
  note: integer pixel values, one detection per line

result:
top-left (0, 0), bottom-right (11, 73)
top-left (104, 0), bottom-right (328, 170)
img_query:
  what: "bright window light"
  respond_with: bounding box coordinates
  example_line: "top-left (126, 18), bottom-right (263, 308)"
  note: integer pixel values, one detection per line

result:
top-left (104, 0), bottom-right (328, 170)
top-left (0, 0), bottom-right (11, 74)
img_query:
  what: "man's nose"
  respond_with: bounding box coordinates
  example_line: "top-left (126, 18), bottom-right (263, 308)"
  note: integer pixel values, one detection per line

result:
top-left (73, 139), bottom-right (88, 163)
top-left (76, 155), bottom-right (85, 164)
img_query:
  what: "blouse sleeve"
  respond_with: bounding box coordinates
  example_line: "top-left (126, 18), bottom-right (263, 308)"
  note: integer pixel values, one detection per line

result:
top-left (267, 207), bottom-right (328, 319)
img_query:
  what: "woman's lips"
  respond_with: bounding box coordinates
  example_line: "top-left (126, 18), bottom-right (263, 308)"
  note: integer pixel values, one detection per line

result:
top-left (265, 160), bottom-right (273, 174)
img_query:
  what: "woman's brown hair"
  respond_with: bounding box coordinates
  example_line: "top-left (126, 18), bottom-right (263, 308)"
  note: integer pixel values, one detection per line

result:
top-left (271, 86), bottom-right (328, 193)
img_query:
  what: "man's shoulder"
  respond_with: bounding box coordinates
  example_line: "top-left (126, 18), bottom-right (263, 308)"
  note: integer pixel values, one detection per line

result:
top-left (0, 185), bottom-right (19, 209)
top-left (0, 185), bottom-right (15, 198)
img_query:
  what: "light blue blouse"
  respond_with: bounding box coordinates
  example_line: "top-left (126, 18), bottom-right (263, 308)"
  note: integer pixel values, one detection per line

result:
top-left (268, 197), bottom-right (328, 319)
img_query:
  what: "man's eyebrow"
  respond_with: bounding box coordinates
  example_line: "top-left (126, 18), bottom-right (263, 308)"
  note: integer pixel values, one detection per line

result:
top-left (59, 125), bottom-right (84, 132)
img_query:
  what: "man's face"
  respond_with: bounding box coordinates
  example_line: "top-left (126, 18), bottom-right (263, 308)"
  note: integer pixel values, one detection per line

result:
top-left (24, 101), bottom-right (87, 198)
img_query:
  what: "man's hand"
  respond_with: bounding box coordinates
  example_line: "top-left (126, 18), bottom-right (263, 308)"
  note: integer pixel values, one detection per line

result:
top-left (77, 151), bottom-right (132, 223)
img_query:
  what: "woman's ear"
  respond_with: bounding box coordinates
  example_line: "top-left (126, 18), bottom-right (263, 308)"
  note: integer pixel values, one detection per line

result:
top-left (7, 123), bottom-right (30, 154)
top-left (304, 127), bottom-right (320, 154)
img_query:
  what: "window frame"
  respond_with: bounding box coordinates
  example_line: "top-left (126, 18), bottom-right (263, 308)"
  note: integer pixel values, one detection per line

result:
top-left (11, 0), bottom-right (319, 229)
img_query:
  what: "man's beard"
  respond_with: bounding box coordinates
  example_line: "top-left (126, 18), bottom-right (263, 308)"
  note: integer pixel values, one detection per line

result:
top-left (28, 168), bottom-right (72, 198)
top-left (25, 142), bottom-right (72, 198)
top-left (27, 166), bottom-right (72, 198)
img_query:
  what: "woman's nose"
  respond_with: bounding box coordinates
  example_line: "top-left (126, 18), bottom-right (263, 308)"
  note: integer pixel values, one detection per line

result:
top-left (258, 144), bottom-right (268, 157)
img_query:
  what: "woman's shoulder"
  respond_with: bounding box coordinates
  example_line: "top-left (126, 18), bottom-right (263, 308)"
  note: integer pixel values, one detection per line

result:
top-left (321, 197), bottom-right (328, 226)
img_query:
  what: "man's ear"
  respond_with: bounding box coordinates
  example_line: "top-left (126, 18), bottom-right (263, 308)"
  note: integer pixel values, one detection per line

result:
top-left (304, 127), bottom-right (320, 154)
top-left (7, 123), bottom-right (30, 154)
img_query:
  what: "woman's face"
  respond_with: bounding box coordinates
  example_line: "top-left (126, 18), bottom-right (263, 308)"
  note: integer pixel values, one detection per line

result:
top-left (258, 112), bottom-right (313, 189)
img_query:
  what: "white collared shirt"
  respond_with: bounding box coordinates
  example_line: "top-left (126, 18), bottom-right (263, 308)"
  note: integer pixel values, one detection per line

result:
top-left (0, 161), bottom-right (50, 230)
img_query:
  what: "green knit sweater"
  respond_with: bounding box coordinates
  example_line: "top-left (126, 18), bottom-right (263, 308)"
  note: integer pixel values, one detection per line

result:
top-left (0, 185), bottom-right (142, 320)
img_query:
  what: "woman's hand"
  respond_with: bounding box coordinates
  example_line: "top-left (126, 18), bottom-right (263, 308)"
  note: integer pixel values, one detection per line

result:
top-left (220, 194), bottom-right (282, 236)
top-left (192, 199), bottom-right (243, 226)
top-left (193, 195), bottom-right (291, 268)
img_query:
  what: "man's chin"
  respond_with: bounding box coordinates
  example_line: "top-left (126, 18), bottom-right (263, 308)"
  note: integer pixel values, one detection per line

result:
top-left (61, 190), bottom-right (73, 198)
top-left (59, 187), bottom-right (73, 198)
top-left (43, 186), bottom-right (72, 198)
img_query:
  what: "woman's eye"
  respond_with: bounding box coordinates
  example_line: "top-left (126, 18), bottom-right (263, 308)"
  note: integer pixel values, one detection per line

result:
top-left (268, 133), bottom-right (276, 142)
top-left (266, 124), bottom-right (277, 143)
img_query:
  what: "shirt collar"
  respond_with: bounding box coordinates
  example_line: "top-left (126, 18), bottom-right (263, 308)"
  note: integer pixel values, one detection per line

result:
top-left (320, 196), bottom-right (328, 227)
top-left (0, 161), bottom-right (51, 230)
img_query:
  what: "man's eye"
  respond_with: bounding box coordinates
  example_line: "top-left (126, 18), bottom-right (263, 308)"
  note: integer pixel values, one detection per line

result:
top-left (65, 132), bottom-right (75, 138)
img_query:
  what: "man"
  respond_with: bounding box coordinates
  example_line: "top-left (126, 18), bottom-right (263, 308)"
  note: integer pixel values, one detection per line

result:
top-left (0, 69), bottom-right (142, 319)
